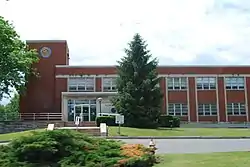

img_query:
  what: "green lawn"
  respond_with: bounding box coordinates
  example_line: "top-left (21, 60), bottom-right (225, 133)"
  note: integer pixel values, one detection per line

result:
top-left (154, 152), bottom-right (250, 167)
top-left (1, 127), bottom-right (250, 141)
top-left (0, 129), bottom-right (43, 141)
top-left (109, 127), bottom-right (250, 137)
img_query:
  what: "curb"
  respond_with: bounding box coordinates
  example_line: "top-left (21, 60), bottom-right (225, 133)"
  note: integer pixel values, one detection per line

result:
top-left (106, 136), bottom-right (250, 139)
top-left (1, 136), bottom-right (250, 144)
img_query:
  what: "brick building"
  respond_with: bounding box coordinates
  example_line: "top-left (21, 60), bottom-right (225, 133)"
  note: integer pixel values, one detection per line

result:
top-left (20, 40), bottom-right (250, 123)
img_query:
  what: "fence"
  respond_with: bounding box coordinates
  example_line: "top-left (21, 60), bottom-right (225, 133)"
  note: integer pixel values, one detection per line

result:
top-left (0, 112), bottom-right (63, 121)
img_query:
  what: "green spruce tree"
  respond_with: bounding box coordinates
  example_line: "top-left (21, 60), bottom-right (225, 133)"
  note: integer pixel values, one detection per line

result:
top-left (113, 33), bottom-right (163, 128)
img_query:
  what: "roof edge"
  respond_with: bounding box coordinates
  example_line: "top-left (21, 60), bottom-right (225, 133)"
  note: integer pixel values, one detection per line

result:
top-left (26, 40), bottom-right (67, 43)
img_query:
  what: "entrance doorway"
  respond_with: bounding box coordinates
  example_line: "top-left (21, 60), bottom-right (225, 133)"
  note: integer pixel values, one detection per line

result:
top-left (73, 104), bottom-right (96, 122)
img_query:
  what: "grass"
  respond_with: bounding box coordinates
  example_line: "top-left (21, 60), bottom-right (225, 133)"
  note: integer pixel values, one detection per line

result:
top-left (0, 129), bottom-right (43, 141)
top-left (109, 126), bottom-right (250, 137)
top-left (154, 152), bottom-right (250, 167)
top-left (1, 127), bottom-right (250, 141)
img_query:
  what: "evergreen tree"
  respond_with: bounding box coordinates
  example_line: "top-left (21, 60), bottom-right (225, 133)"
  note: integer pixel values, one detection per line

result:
top-left (113, 33), bottom-right (163, 128)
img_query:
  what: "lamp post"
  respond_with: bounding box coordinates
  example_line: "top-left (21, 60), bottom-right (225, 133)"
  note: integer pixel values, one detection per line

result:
top-left (97, 97), bottom-right (103, 116)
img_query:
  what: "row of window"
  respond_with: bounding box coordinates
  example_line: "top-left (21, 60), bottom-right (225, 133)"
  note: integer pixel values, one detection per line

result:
top-left (167, 77), bottom-right (245, 90)
top-left (68, 77), bottom-right (117, 92)
top-left (67, 76), bottom-right (246, 92)
top-left (168, 103), bottom-right (246, 116)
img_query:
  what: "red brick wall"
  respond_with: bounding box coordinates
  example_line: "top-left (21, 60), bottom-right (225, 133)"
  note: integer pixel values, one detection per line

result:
top-left (20, 41), bottom-right (68, 114)
top-left (20, 41), bottom-right (250, 123)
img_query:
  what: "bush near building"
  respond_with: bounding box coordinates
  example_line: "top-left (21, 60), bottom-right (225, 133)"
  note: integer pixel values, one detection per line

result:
top-left (0, 130), bottom-right (156, 167)
top-left (96, 115), bottom-right (180, 128)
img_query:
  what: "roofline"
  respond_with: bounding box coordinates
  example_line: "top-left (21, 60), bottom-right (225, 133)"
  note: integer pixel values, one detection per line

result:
top-left (55, 65), bottom-right (250, 68)
top-left (26, 40), bottom-right (67, 43)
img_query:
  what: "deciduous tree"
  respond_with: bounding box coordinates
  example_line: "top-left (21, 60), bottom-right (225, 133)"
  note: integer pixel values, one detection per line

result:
top-left (0, 16), bottom-right (38, 99)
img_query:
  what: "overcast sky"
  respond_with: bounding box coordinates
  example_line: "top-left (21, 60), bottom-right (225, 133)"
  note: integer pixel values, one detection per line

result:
top-left (0, 0), bottom-right (250, 104)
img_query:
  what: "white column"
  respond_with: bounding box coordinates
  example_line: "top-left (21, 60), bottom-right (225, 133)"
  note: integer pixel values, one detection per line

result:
top-left (61, 95), bottom-right (68, 121)
top-left (165, 77), bottom-right (169, 115)
top-left (244, 76), bottom-right (249, 122)
top-left (186, 77), bottom-right (191, 122)
top-left (215, 76), bottom-right (220, 122)
top-left (223, 77), bottom-right (228, 122)
top-left (194, 77), bottom-right (199, 122)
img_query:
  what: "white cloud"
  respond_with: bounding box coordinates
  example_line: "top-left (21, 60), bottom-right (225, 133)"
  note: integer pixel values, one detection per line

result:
top-left (1, 0), bottom-right (250, 103)
top-left (1, 0), bottom-right (250, 66)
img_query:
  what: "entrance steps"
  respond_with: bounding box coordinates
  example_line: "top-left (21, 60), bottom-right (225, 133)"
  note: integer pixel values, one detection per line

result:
top-left (63, 121), bottom-right (97, 127)
top-left (57, 127), bottom-right (101, 136)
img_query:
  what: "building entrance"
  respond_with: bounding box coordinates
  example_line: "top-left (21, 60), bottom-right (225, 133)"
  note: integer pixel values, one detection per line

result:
top-left (68, 99), bottom-right (96, 122)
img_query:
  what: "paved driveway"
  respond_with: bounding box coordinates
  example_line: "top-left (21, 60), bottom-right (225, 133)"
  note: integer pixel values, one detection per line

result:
top-left (119, 139), bottom-right (250, 154)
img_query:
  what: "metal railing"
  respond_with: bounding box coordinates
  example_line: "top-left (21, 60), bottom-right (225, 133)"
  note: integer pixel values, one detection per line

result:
top-left (0, 112), bottom-right (63, 121)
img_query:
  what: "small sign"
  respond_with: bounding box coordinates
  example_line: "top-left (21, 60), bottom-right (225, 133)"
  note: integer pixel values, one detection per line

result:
top-left (100, 123), bottom-right (107, 134)
top-left (115, 115), bottom-right (124, 124)
top-left (47, 124), bottom-right (54, 131)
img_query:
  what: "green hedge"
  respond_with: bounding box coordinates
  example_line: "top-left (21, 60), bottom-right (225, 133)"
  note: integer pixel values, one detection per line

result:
top-left (96, 116), bottom-right (116, 127)
top-left (0, 130), bottom-right (156, 167)
top-left (158, 115), bottom-right (180, 128)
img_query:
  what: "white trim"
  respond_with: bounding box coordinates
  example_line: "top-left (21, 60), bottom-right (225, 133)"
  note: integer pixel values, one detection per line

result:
top-left (56, 74), bottom-right (118, 78)
top-left (159, 74), bottom-right (250, 77)
top-left (215, 76), bottom-right (220, 122)
top-left (194, 77), bottom-right (199, 122)
top-left (165, 77), bottom-right (168, 115)
top-left (55, 64), bottom-right (250, 68)
top-left (186, 77), bottom-right (191, 122)
top-left (223, 77), bottom-right (228, 122)
top-left (62, 92), bottom-right (117, 96)
top-left (56, 74), bottom-right (250, 79)
top-left (244, 77), bottom-right (249, 122)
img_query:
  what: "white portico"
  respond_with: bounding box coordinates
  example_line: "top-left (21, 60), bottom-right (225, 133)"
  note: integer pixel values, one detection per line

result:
top-left (61, 92), bottom-right (117, 122)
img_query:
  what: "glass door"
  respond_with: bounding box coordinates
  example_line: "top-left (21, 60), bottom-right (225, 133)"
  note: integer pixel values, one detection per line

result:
top-left (90, 105), bottom-right (96, 121)
top-left (82, 104), bottom-right (90, 121)
top-left (74, 105), bottom-right (82, 122)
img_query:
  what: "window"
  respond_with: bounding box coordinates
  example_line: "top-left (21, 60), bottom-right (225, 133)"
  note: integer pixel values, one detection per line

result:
top-left (198, 104), bottom-right (217, 116)
top-left (68, 77), bottom-right (95, 92)
top-left (102, 77), bottom-right (117, 92)
top-left (167, 77), bottom-right (187, 90)
top-left (168, 103), bottom-right (188, 116)
top-left (225, 77), bottom-right (244, 90)
top-left (196, 77), bottom-right (216, 90)
top-left (227, 103), bottom-right (246, 115)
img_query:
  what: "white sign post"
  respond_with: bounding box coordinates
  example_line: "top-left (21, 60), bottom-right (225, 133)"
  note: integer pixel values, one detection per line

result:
top-left (75, 116), bottom-right (80, 131)
top-left (115, 115), bottom-right (124, 135)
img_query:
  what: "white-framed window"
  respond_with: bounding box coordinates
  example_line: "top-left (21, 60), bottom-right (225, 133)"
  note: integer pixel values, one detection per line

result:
top-left (168, 103), bottom-right (188, 116)
top-left (196, 77), bottom-right (216, 90)
top-left (68, 77), bottom-right (95, 92)
top-left (198, 104), bottom-right (217, 116)
top-left (167, 77), bottom-right (187, 90)
top-left (102, 77), bottom-right (117, 92)
top-left (227, 103), bottom-right (246, 115)
top-left (225, 77), bottom-right (244, 90)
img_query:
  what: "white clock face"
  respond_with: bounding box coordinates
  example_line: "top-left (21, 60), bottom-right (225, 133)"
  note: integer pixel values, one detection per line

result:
top-left (40, 47), bottom-right (52, 58)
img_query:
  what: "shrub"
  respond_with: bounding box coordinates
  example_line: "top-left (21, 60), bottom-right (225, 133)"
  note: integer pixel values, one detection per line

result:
top-left (0, 130), bottom-right (156, 167)
top-left (96, 116), bottom-right (116, 126)
top-left (159, 115), bottom-right (180, 128)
